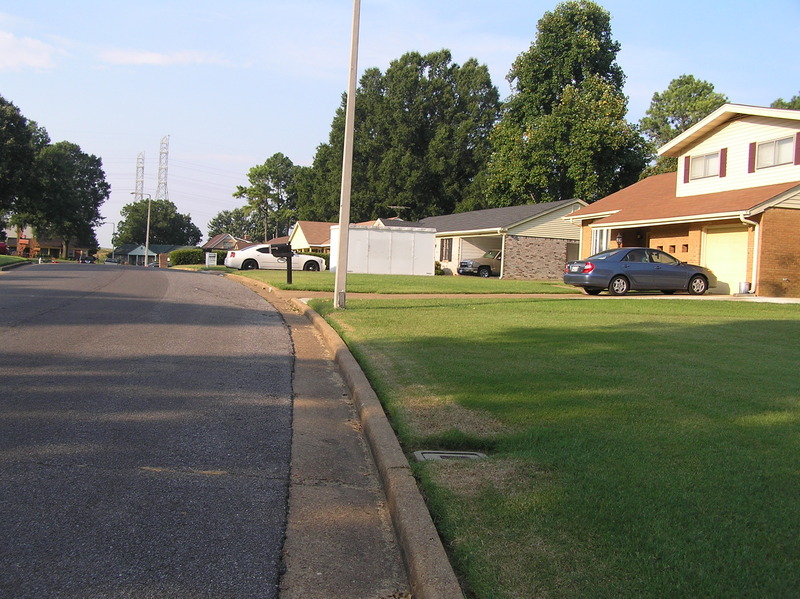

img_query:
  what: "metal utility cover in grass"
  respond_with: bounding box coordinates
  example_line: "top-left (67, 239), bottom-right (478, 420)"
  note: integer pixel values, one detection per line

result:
top-left (414, 450), bottom-right (487, 462)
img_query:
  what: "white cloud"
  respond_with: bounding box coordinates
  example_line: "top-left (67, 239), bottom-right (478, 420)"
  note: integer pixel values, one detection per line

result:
top-left (99, 48), bottom-right (227, 67)
top-left (0, 30), bottom-right (62, 71)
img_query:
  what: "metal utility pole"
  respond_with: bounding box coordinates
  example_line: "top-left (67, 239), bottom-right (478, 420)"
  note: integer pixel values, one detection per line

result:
top-left (134, 152), bottom-right (145, 201)
top-left (333, 0), bottom-right (360, 309)
top-left (144, 193), bottom-right (152, 266)
top-left (155, 135), bottom-right (170, 201)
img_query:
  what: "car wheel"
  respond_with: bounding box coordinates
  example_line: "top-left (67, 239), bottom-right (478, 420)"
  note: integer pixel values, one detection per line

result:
top-left (242, 259), bottom-right (258, 270)
top-left (609, 275), bottom-right (629, 296)
top-left (688, 275), bottom-right (708, 295)
top-left (661, 290), bottom-right (677, 295)
top-left (303, 261), bottom-right (320, 271)
top-left (583, 288), bottom-right (602, 295)
top-left (478, 266), bottom-right (491, 278)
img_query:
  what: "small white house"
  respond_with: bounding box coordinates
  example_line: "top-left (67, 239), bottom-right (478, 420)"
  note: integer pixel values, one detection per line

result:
top-left (329, 224), bottom-right (436, 276)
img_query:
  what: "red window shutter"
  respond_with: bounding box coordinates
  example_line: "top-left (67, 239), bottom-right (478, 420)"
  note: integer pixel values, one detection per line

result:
top-left (795, 133), bottom-right (800, 165)
top-left (748, 142), bottom-right (757, 173)
top-left (683, 156), bottom-right (691, 183)
top-left (720, 148), bottom-right (727, 177)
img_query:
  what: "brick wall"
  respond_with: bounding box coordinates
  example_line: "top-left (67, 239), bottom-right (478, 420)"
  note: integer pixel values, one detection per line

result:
top-left (647, 225), bottom-right (701, 264)
top-left (757, 208), bottom-right (800, 297)
top-left (502, 236), bottom-right (573, 280)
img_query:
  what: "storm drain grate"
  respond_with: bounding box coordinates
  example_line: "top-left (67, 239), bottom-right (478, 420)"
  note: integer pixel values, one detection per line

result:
top-left (413, 450), bottom-right (487, 462)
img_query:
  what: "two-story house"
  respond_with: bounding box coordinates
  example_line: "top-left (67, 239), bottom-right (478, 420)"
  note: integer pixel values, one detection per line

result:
top-left (565, 104), bottom-right (800, 297)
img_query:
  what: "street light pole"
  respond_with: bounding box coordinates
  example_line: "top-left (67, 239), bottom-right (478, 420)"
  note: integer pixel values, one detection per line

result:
top-left (144, 194), bottom-right (151, 266)
top-left (333, 0), bottom-right (360, 309)
top-left (110, 222), bottom-right (116, 260)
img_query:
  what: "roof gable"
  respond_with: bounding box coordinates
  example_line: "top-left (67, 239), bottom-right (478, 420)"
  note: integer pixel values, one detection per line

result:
top-left (202, 233), bottom-right (252, 250)
top-left (418, 199), bottom-right (584, 233)
top-left (567, 172), bottom-right (800, 227)
top-left (290, 221), bottom-right (335, 246)
top-left (659, 103), bottom-right (800, 158)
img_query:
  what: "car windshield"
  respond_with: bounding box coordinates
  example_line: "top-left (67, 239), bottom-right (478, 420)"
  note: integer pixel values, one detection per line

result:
top-left (482, 250), bottom-right (500, 259)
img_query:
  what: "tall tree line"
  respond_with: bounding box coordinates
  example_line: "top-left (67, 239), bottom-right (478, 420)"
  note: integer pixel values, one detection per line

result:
top-left (302, 49), bottom-right (501, 222)
top-left (1, 94), bottom-right (109, 253)
top-left (212, 0), bottom-right (798, 240)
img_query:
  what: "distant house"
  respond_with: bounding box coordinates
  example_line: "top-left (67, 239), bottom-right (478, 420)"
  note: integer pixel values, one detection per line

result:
top-left (416, 199), bottom-right (586, 279)
top-left (565, 104), bottom-right (800, 296)
top-left (202, 234), bottom-right (253, 252)
top-left (288, 221), bottom-right (336, 253)
top-left (265, 235), bottom-right (290, 246)
top-left (2, 226), bottom-right (94, 260)
top-left (112, 243), bottom-right (195, 266)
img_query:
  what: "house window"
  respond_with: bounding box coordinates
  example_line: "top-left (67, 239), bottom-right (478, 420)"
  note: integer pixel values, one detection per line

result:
top-left (689, 152), bottom-right (720, 179)
top-left (591, 229), bottom-right (610, 255)
top-left (440, 238), bottom-right (452, 262)
top-left (756, 136), bottom-right (794, 169)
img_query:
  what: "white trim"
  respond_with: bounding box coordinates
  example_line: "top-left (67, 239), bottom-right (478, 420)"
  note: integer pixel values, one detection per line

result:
top-left (588, 211), bottom-right (748, 229)
top-left (564, 209), bottom-right (619, 224)
top-left (659, 103), bottom-right (800, 157)
top-left (435, 228), bottom-right (505, 238)
top-left (500, 235), bottom-right (506, 279)
top-left (739, 214), bottom-right (759, 294)
top-left (591, 228), bottom-right (611, 254)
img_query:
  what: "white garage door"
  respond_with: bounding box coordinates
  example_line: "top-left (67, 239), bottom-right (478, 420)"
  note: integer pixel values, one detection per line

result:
top-left (704, 226), bottom-right (749, 294)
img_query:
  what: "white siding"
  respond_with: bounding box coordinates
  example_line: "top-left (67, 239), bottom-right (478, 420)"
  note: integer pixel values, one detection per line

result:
top-left (508, 202), bottom-right (583, 239)
top-left (330, 226), bottom-right (436, 275)
top-left (677, 117), bottom-right (800, 197)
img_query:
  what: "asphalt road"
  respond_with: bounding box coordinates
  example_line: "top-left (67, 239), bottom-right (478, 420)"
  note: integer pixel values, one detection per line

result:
top-left (0, 263), bottom-right (293, 598)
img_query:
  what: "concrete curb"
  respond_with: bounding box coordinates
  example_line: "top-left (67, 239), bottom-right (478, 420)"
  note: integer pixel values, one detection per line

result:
top-left (0, 260), bottom-right (32, 271)
top-left (289, 297), bottom-right (465, 599)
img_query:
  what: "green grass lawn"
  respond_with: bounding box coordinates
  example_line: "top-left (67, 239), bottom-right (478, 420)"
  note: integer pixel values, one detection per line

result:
top-left (312, 297), bottom-right (800, 599)
top-left (0, 255), bottom-right (29, 268)
top-left (226, 269), bottom-right (580, 294)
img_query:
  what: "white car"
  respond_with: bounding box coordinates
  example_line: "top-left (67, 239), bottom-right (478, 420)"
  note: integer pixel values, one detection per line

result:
top-left (224, 244), bottom-right (326, 271)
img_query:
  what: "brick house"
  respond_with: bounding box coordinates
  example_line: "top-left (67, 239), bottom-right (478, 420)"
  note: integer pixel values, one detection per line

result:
top-left (416, 199), bottom-right (585, 279)
top-left (565, 104), bottom-right (800, 296)
top-left (2, 226), bottom-right (93, 260)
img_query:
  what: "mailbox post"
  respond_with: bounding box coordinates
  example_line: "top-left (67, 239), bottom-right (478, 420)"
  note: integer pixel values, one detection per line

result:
top-left (270, 243), bottom-right (294, 284)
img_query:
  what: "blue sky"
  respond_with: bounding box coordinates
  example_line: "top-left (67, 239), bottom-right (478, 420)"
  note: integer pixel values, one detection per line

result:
top-left (2, 0), bottom-right (798, 247)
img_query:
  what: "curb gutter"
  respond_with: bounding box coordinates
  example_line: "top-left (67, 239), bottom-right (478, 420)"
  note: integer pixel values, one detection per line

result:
top-left (289, 297), bottom-right (465, 599)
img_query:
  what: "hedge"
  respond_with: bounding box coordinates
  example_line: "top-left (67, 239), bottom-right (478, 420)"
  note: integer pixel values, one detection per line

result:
top-left (169, 248), bottom-right (213, 265)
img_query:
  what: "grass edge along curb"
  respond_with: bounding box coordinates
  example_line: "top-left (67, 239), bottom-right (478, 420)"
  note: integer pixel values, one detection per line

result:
top-left (289, 296), bottom-right (465, 599)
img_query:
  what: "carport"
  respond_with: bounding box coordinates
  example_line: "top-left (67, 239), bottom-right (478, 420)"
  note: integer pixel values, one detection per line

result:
top-left (418, 200), bottom-right (585, 279)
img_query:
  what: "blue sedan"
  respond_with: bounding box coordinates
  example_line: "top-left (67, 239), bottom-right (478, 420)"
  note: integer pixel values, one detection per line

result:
top-left (563, 247), bottom-right (717, 296)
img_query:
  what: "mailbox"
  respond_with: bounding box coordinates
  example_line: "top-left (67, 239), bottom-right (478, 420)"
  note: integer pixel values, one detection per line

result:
top-left (270, 243), bottom-right (293, 258)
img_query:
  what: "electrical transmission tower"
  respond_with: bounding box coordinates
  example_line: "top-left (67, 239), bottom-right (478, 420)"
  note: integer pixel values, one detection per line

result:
top-left (134, 152), bottom-right (145, 201)
top-left (155, 135), bottom-right (170, 201)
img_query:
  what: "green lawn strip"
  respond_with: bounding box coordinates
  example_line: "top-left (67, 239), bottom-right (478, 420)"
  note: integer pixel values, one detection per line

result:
top-left (312, 297), bottom-right (800, 599)
top-left (0, 255), bottom-right (30, 267)
top-left (231, 270), bottom-right (579, 294)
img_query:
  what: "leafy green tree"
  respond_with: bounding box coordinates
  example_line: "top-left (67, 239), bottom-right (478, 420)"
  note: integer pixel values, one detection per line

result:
top-left (487, 0), bottom-right (646, 205)
top-left (234, 152), bottom-right (297, 240)
top-left (0, 95), bottom-right (44, 216)
top-left (113, 198), bottom-right (201, 247)
top-left (300, 49), bottom-right (500, 221)
top-left (639, 75), bottom-right (728, 175)
top-left (207, 206), bottom-right (263, 241)
top-left (14, 141), bottom-right (109, 255)
top-left (771, 93), bottom-right (800, 110)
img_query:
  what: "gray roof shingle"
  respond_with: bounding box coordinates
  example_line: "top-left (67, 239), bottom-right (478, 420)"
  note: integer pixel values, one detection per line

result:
top-left (417, 199), bottom-right (580, 233)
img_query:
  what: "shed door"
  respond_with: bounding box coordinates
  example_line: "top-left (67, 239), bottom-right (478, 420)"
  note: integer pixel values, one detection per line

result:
top-left (704, 226), bottom-right (749, 294)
